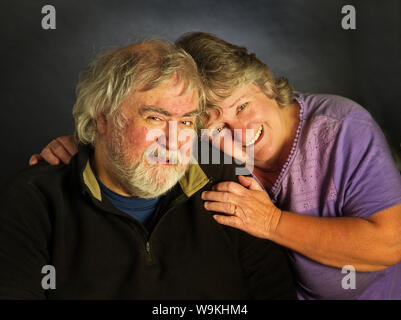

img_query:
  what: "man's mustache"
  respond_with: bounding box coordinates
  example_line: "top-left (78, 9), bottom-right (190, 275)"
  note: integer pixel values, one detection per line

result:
top-left (144, 142), bottom-right (185, 165)
top-left (142, 126), bottom-right (255, 174)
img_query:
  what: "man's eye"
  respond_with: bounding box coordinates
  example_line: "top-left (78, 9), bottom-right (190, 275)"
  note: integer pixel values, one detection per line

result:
top-left (148, 116), bottom-right (162, 121)
top-left (181, 120), bottom-right (194, 126)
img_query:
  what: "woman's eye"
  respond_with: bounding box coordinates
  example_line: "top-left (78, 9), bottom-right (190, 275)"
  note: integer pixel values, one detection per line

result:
top-left (237, 103), bottom-right (248, 113)
top-left (212, 127), bottom-right (224, 135)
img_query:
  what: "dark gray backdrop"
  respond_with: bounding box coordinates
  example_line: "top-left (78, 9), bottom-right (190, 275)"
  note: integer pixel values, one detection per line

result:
top-left (1, 0), bottom-right (400, 187)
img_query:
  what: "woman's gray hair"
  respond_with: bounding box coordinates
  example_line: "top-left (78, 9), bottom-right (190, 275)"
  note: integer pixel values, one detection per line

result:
top-left (175, 32), bottom-right (294, 121)
top-left (72, 40), bottom-right (205, 146)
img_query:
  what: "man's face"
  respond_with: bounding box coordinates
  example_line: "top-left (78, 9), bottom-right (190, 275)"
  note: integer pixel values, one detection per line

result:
top-left (101, 75), bottom-right (199, 198)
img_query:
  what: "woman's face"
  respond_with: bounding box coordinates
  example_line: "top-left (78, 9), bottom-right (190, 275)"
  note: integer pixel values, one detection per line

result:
top-left (205, 83), bottom-right (291, 168)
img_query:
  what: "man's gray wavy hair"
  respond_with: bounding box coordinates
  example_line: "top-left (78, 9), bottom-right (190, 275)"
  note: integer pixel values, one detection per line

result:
top-left (72, 40), bottom-right (205, 146)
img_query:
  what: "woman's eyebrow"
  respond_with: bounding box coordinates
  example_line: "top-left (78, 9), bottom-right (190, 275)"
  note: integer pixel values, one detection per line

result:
top-left (228, 95), bottom-right (247, 108)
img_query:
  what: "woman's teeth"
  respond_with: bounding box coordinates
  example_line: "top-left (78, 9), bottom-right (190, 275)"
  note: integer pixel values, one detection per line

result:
top-left (245, 126), bottom-right (263, 146)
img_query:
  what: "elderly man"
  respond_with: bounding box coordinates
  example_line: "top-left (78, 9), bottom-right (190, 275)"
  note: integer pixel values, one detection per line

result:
top-left (0, 41), bottom-right (295, 299)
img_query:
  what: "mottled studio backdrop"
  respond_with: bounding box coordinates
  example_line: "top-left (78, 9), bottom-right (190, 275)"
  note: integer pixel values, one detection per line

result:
top-left (0, 0), bottom-right (400, 187)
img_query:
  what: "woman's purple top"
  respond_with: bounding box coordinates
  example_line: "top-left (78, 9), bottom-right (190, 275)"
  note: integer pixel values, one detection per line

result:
top-left (262, 92), bottom-right (401, 299)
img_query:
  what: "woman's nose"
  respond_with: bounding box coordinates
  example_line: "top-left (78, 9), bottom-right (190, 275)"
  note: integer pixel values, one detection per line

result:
top-left (226, 122), bottom-right (249, 145)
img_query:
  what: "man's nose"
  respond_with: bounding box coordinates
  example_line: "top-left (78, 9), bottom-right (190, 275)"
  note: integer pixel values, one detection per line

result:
top-left (163, 121), bottom-right (179, 151)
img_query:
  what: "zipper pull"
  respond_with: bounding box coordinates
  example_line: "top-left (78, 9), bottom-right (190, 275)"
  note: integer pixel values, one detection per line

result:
top-left (145, 242), bottom-right (151, 255)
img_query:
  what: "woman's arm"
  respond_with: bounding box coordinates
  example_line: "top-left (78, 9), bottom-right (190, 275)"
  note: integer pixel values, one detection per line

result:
top-left (271, 205), bottom-right (401, 271)
top-left (202, 176), bottom-right (401, 272)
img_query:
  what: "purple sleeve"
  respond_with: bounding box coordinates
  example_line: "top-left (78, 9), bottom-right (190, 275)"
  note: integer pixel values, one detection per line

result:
top-left (335, 112), bottom-right (401, 218)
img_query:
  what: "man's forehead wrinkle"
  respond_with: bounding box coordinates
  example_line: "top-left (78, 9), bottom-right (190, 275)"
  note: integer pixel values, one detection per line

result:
top-left (154, 76), bottom-right (198, 103)
top-left (121, 69), bottom-right (199, 117)
top-left (166, 73), bottom-right (192, 97)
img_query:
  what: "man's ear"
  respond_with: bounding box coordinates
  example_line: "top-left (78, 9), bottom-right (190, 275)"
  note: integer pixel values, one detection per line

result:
top-left (96, 114), bottom-right (108, 135)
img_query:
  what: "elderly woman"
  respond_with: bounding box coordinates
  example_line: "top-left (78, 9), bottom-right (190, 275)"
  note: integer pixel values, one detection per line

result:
top-left (30, 32), bottom-right (401, 299)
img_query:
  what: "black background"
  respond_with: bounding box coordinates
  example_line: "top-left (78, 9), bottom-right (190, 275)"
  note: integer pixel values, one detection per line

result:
top-left (0, 0), bottom-right (400, 187)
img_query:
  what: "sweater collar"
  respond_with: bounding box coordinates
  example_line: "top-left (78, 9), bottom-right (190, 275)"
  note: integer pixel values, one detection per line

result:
top-left (77, 144), bottom-right (209, 201)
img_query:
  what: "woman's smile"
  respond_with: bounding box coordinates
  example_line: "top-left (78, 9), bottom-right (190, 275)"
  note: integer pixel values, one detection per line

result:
top-left (244, 125), bottom-right (264, 147)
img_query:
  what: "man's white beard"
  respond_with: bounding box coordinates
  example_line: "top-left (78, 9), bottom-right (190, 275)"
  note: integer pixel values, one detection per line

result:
top-left (103, 127), bottom-right (189, 199)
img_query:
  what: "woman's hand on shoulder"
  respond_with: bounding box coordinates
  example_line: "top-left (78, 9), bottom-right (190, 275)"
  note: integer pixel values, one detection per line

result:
top-left (201, 175), bottom-right (282, 239)
top-left (29, 135), bottom-right (78, 166)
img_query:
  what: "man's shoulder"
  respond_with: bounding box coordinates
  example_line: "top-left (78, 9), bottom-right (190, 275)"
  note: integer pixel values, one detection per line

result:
top-left (1, 159), bottom-right (77, 197)
top-left (194, 139), bottom-right (250, 183)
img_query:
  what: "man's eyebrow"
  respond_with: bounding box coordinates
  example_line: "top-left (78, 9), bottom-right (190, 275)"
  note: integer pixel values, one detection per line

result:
top-left (182, 109), bottom-right (201, 117)
top-left (139, 106), bottom-right (171, 116)
top-left (138, 106), bottom-right (201, 117)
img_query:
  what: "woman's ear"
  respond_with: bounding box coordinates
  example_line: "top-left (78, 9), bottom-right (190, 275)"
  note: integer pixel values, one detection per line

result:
top-left (96, 114), bottom-right (107, 135)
